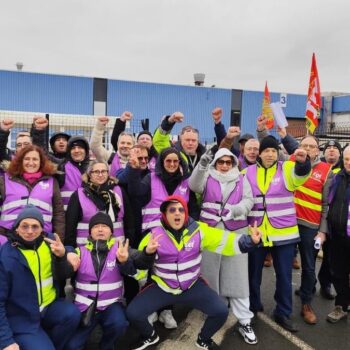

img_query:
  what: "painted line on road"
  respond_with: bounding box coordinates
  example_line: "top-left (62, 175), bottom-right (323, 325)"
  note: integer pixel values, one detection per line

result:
top-left (258, 312), bottom-right (315, 350)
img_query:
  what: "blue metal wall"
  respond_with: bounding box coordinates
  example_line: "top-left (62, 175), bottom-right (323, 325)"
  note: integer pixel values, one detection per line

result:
top-left (107, 80), bottom-right (232, 143)
top-left (241, 91), bottom-right (308, 136)
top-left (332, 95), bottom-right (350, 113)
top-left (0, 70), bottom-right (93, 115)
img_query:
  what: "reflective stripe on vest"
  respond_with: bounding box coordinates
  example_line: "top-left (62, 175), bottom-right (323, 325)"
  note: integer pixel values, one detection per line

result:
top-left (294, 162), bottom-right (331, 225)
top-left (0, 174), bottom-right (54, 232)
top-left (61, 161), bottom-right (83, 209)
top-left (150, 225), bottom-right (201, 294)
top-left (75, 187), bottom-right (125, 246)
top-left (246, 162), bottom-right (297, 229)
top-left (200, 175), bottom-right (248, 230)
top-left (19, 242), bottom-right (56, 311)
top-left (142, 173), bottom-right (190, 231)
top-left (74, 242), bottom-right (123, 312)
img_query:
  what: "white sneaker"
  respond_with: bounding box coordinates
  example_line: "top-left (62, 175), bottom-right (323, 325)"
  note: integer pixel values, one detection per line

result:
top-left (237, 323), bottom-right (258, 345)
top-left (147, 312), bottom-right (158, 325)
top-left (158, 310), bottom-right (178, 329)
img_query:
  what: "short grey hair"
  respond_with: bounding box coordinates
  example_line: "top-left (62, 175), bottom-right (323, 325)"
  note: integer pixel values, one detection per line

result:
top-left (117, 131), bottom-right (135, 145)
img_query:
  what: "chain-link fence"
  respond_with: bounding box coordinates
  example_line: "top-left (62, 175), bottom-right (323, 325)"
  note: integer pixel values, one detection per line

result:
top-left (0, 110), bottom-right (145, 151)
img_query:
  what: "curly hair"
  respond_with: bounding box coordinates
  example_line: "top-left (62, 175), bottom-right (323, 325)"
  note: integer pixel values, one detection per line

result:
top-left (8, 145), bottom-right (57, 176)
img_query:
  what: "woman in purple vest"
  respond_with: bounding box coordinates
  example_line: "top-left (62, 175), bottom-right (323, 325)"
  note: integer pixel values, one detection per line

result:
top-left (65, 160), bottom-right (135, 248)
top-left (65, 212), bottom-right (157, 350)
top-left (189, 147), bottom-right (257, 345)
top-left (0, 145), bottom-right (65, 239)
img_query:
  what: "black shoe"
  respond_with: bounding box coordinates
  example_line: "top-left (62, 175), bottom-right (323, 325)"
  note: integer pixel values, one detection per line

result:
top-left (196, 335), bottom-right (220, 349)
top-left (131, 331), bottom-right (160, 350)
top-left (295, 286), bottom-right (316, 296)
top-left (274, 314), bottom-right (299, 333)
top-left (320, 287), bottom-right (335, 300)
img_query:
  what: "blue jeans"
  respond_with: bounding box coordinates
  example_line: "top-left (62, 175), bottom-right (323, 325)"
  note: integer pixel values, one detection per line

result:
top-left (298, 225), bottom-right (319, 304)
top-left (126, 278), bottom-right (228, 341)
top-left (65, 302), bottom-right (128, 350)
top-left (249, 244), bottom-right (295, 317)
top-left (15, 299), bottom-right (81, 350)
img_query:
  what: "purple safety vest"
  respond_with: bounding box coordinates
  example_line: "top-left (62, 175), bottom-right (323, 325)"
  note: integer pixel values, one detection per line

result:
top-left (110, 153), bottom-right (122, 177)
top-left (74, 241), bottom-right (124, 312)
top-left (238, 154), bottom-right (249, 170)
top-left (142, 173), bottom-right (190, 231)
top-left (0, 235), bottom-right (7, 246)
top-left (0, 174), bottom-right (54, 232)
top-left (200, 175), bottom-right (247, 230)
top-left (148, 156), bottom-right (157, 172)
top-left (61, 161), bottom-right (83, 210)
top-left (245, 162), bottom-right (297, 229)
top-left (152, 225), bottom-right (202, 292)
top-left (76, 187), bottom-right (125, 246)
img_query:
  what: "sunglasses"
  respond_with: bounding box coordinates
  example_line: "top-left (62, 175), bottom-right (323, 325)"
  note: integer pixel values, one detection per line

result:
top-left (167, 207), bottom-right (185, 214)
top-left (165, 159), bottom-right (180, 164)
top-left (138, 156), bottom-right (149, 161)
top-left (216, 159), bottom-right (233, 166)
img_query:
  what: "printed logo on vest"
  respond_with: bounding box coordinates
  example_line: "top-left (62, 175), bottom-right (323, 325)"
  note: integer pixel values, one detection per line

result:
top-left (178, 185), bottom-right (188, 194)
top-left (271, 177), bottom-right (281, 184)
top-left (106, 260), bottom-right (116, 270)
top-left (184, 240), bottom-right (194, 251)
top-left (312, 171), bottom-right (322, 180)
top-left (39, 181), bottom-right (50, 189)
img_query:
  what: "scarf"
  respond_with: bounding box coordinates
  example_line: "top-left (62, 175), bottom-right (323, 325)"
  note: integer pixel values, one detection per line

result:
top-left (23, 171), bottom-right (43, 185)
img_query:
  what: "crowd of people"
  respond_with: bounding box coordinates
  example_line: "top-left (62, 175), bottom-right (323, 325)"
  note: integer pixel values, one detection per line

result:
top-left (0, 109), bottom-right (349, 350)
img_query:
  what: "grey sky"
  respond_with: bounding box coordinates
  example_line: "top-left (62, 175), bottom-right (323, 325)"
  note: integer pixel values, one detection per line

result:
top-left (1, 0), bottom-right (349, 94)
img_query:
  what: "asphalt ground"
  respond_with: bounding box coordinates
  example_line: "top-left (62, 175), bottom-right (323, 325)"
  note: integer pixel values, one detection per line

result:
top-left (85, 257), bottom-right (350, 350)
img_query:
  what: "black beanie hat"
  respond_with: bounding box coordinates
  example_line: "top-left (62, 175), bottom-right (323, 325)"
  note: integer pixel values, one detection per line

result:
top-left (88, 212), bottom-right (113, 235)
top-left (137, 131), bottom-right (153, 141)
top-left (259, 136), bottom-right (280, 154)
top-left (323, 140), bottom-right (342, 154)
top-left (14, 205), bottom-right (44, 229)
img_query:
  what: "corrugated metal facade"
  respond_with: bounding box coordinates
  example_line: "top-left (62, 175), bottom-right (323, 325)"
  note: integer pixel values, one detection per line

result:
top-left (241, 91), bottom-right (308, 136)
top-left (107, 80), bottom-right (231, 143)
top-left (332, 95), bottom-right (350, 113)
top-left (0, 70), bottom-right (93, 115)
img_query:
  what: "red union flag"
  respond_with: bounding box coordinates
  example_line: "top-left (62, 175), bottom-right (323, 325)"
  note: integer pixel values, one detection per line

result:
top-left (305, 53), bottom-right (321, 134)
top-left (262, 82), bottom-right (274, 129)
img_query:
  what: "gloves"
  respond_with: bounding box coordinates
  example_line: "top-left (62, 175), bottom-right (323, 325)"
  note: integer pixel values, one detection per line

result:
top-left (199, 148), bottom-right (213, 167)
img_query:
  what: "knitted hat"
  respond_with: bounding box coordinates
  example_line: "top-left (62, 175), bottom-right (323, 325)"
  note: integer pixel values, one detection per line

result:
top-left (238, 133), bottom-right (254, 143)
top-left (88, 212), bottom-right (113, 235)
top-left (14, 205), bottom-right (44, 229)
top-left (323, 140), bottom-right (342, 154)
top-left (137, 131), bottom-right (153, 141)
top-left (160, 195), bottom-right (189, 225)
top-left (259, 136), bottom-right (280, 154)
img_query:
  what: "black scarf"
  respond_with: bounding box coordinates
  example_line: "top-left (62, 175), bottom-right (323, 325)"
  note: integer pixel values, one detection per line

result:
top-left (83, 179), bottom-right (120, 217)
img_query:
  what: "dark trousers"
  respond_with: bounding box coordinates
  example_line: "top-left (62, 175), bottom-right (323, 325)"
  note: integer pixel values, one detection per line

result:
top-left (329, 235), bottom-right (350, 311)
top-left (298, 225), bottom-right (319, 304)
top-left (65, 302), bottom-right (128, 350)
top-left (15, 299), bottom-right (81, 350)
top-left (249, 243), bottom-right (294, 317)
top-left (318, 240), bottom-right (332, 289)
top-left (126, 278), bottom-right (228, 341)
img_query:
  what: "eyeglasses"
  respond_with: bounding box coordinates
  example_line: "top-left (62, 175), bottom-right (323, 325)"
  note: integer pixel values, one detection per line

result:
top-left (16, 142), bottom-right (31, 148)
top-left (216, 159), bottom-right (233, 166)
top-left (18, 224), bottom-right (41, 232)
top-left (167, 207), bottom-right (185, 214)
top-left (90, 169), bottom-right (109, 175)
top-left (138, 156), bottom-right (149, 162)
top-left (165, 159), bottom-right (179, 164)
top-left (300, 144), bottom-right (318, 150)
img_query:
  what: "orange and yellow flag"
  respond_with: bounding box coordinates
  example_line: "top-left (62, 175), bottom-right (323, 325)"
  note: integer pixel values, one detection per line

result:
top-left (305, 53), bottom-right (321, 134)
top-left (262, 82), bottom-right (274, 129)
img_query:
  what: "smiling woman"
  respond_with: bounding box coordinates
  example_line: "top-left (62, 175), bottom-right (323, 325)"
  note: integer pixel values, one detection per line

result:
top-left (0, 145), bottom-right (65, 239)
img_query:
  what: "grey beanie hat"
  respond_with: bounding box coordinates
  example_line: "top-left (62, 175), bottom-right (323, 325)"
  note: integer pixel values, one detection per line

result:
top-left (14, 205), bottom-right (44, 229)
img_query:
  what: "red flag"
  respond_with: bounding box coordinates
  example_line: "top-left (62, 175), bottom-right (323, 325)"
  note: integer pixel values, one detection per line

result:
top-left (305, 53), bottom-right (321, 134)
top-left (262, 82), bottom-right (274, 129)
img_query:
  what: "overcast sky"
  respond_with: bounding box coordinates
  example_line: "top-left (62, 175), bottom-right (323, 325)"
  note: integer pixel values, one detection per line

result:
top-left (1, 0), bottom-right (349, 94)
